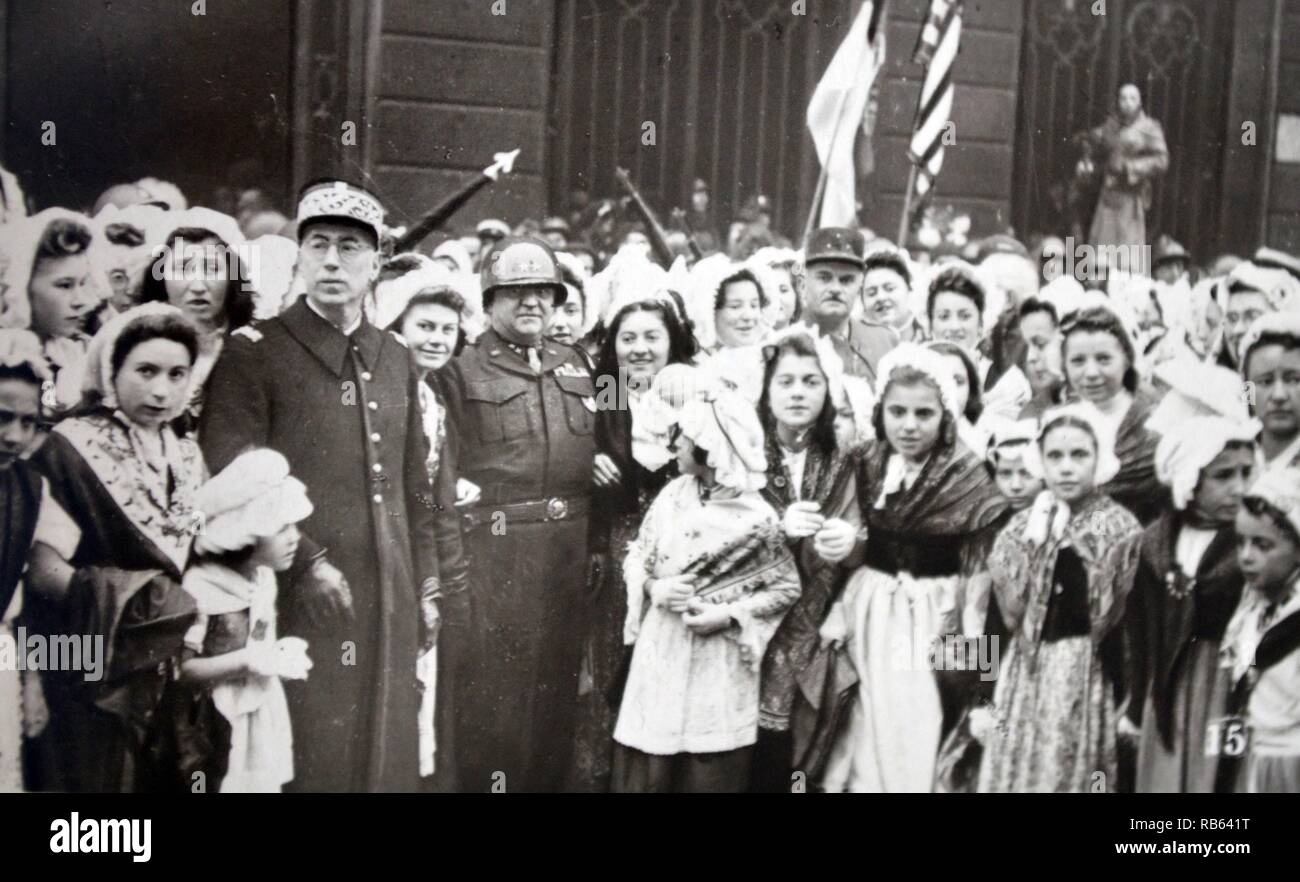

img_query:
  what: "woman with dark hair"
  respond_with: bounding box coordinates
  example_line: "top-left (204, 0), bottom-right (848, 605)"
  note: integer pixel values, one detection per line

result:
top-left (698, 265), bottom-right (776, 404)
top-left (1239, 313), bottom-right (1300, 478)
top-left (750, 327), bottom-right (859, 791)
top-left (1, 209), bottom-right (105, 424)
top-left (23, 304), bottom-right (206, 791)
top-left (1017, 297), bottom-right (1064, 419)
top-left (861, 244), bottom-right (925, 342)
top-left (139, 208), bottom-right (257, 433)
top-left (929, 261), bottom-right (1031, 422)
top-left (571, 293), bottom-right (697, 791)
top-left (1059, 303), bottom-right (1164, 523)
top-left (809, 343), bottom-right (1008, 791)
top-left (928, 262), bottom-right (988, 377)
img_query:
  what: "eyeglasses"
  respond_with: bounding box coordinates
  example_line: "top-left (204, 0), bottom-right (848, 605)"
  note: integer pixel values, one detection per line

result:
top-left (301, 236), bottom-right (374, 264)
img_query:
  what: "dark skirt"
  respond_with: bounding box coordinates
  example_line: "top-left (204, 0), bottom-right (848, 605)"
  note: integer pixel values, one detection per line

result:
top-left (612, 743), bottom-right (753, 793)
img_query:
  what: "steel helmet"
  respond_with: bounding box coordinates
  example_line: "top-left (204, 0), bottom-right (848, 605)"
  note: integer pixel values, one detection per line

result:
top-left (480, 237), bottom-right (568, 307)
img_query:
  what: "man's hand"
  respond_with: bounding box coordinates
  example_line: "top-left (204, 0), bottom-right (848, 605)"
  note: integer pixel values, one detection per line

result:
top-left (813, 518), bottom-right (857, 563)
top-left (299, 557), bottom-right (354, 629)
top-left (593, 453), bottom-right (622, 488)
top-left (648, 574), bottom-right (697, 613)
top-left (782, 500), bottom-right (825, 539)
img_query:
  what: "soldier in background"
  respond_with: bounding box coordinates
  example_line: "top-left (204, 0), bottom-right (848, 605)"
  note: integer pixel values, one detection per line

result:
top-left (796, 227), bottom-right (898, 386)
top-left (442, 237), bottom-right (597, 792)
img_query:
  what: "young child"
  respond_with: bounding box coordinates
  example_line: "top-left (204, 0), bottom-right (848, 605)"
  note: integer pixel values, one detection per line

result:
top-left (1128, 361), bottom-right (1258, 793)
top-left (1218, 469), bottom-right (1300, 793)
top-left (179, 448), bottom-right (314, 793)
top-left (979, 405), bottom-right (1143, 792)
top-left (0, 330), bottom-right (52, 792)
top-left (986, 420), bottom-right (1046, 513)
top-left (613, 380), bottom-right (801, 793)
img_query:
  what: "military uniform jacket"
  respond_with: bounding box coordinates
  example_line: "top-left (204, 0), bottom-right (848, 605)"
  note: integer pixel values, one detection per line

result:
top-left (442, 327), bottom-right (597, 505)
top-left (822, 318), bottom-right (898, 387)
top-left (197, 297), bottom-right (435, 791)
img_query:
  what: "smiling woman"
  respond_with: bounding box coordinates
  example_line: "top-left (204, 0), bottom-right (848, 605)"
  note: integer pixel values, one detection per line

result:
top-left (138, 209), bottom-right (257, 434)
top-left (0, 209), bottom-right (105, 425)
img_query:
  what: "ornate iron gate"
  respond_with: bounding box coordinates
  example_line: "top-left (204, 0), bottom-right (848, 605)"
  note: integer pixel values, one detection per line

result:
top-left (1012, 0), bottom-right (1234, 258)
top-left (550, 0), bottom-right (855, 238)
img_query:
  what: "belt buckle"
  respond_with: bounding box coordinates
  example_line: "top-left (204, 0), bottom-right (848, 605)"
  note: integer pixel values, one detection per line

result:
top-left (545, 497), bottom-right (568, 520)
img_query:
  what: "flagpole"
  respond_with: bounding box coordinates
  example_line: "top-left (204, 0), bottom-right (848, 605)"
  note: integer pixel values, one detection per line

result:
top-left (897, 162), bottom-right (918, 248)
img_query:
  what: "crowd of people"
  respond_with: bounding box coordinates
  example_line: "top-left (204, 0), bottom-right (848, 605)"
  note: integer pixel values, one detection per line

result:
top-left (1, 162), bottom-right (1299, 794)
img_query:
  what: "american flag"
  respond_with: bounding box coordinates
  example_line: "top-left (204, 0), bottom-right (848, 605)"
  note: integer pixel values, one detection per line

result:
top-left (908, 0), bottom-right (963, 209)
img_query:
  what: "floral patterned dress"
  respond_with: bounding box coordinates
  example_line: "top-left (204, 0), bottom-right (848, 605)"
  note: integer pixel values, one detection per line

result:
top-left (978, 493), bottom-right (1142, 792)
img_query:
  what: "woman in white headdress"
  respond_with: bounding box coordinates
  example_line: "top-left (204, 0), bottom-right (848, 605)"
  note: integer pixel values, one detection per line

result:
top-left (690, 256), bottom-right (783, 405)
top-left (612, 383), bottom-right (800, 793)
top-left (23, 304), bottom-right (206, 791)
top-left (0, 208), bottom-right (107, 424)
top-left (811, 343), bottom-right (1009, 792)
top-left (1127, 361), bottom-right (1259, 792)
top-left (978, 404), bottom-right (1143, 791)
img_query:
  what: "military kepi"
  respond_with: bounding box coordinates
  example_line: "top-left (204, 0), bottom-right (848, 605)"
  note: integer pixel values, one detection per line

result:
top-left (480, 237), bottom-right (568, 307)
top-left (805, 226), bottom-right (866, 269)
top-left (296, 178), bottom-right (385, 245)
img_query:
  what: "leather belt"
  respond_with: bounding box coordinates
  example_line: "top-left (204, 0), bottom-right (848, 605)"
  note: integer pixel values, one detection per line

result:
top-left (462, 495), bottom-right (590, 529)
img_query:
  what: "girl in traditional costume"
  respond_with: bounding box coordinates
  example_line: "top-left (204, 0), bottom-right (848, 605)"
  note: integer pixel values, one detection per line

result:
top-left (0, 330), bottom-right (52, 792)
top-left (1128, 361), bottom-right (1257, 792)
top-left (751, 326), bottom-right (860, 791)
top-left (612, 381), bottom-right (800, 793)
top-left (178, 449), bottom-right (314, 792)
top-left (24, 304), bottom-right (206, 791)
top-left (572, 287), bottom-right (697, 792)
top-left (1219, 469), bottom-right (1300, 792)
top-left (814, 343), bottom-right (1007, 792)
top-left (978, 405), bottom-right (1143, 792)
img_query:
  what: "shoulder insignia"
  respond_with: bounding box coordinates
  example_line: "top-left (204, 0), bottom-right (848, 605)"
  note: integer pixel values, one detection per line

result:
top-left (232, 326), bottom-right (264, 343)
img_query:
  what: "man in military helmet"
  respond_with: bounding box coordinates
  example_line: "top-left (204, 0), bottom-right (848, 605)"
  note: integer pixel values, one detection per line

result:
top-left (797, 226), bottom-right (898, 384)
top-left (442, 236), bottom-right (597, 792)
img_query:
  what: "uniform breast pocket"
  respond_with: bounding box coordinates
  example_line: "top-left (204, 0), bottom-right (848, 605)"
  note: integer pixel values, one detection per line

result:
top-left (554, 373), bottom-right (596, 436)
top-left (465, 378), bottom-right (533, 444)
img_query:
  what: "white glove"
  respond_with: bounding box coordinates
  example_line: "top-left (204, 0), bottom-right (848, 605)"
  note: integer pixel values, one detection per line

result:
top-left (274, 636), bottom-right (313, 681)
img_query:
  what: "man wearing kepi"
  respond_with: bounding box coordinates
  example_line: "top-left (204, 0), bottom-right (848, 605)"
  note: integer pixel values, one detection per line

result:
top-left (199, 179), bottom-right (447, 791)
top-left (443, 237), bottom-right (596, 792)
top-left (798, 226), bottom-right (897, 385)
